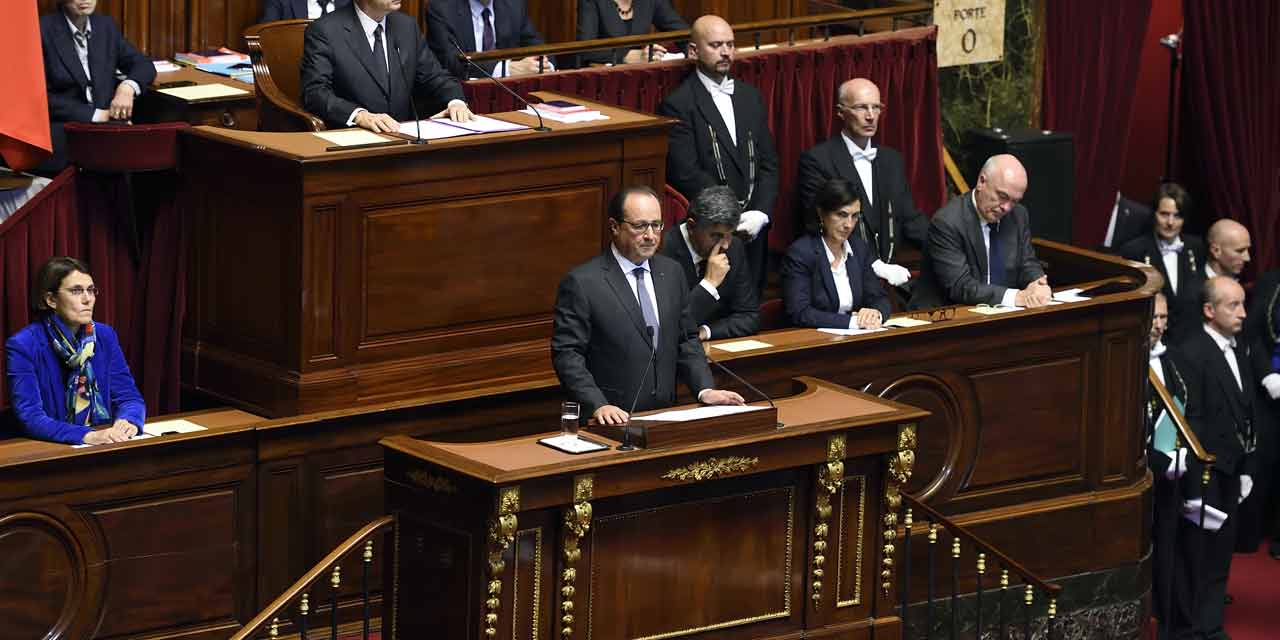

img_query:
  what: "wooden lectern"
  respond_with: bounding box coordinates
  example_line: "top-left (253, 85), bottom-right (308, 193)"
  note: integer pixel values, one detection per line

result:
top-left (380, 377), bottom-right (928, 640)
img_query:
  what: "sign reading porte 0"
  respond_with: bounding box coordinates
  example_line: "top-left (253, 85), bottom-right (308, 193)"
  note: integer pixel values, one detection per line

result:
top-left (934, 0), bottom-right (1006, 68)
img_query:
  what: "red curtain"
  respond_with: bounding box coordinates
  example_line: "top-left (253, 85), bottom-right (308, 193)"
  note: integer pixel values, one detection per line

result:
top-left (1179, 1), bottom-right (1280, 273)
top-left (1042, 0), bottom-right (1154, 246)
top-left (464, 27), bottom-right (946, 251)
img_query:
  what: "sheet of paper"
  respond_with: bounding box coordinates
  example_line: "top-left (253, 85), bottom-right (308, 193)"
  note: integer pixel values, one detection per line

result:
top-left (712, 339), bottom-right (773, 353)
top-left (1052, 288), bottom-right (1091, 303)
top-left (817, 327), bottom-right (889, 336)
top-left (72, 432), bottom-right (157, 448)
top-left (968, 305), bottom-right (1023, 315)
top-left (441, 114), bottom-right (529, 133)
top-left (640, 404), bottom-right (768, 422)
top-left (883, 316), bottom-right (931, 328)
top-left (521, 107), bottom-right (609, 123)
top-left (538, 433), bottom-right (609, 453)
top-left (142, 419), bottom-right (209, 436)
top-left (660, 52), bottom-right (687, 61)
top-left (397, 119), bottom-right (480, 140)
top-left (157, 84), bottom-right (249, 100)
top-left (313, 130), bottom-right (397, 146)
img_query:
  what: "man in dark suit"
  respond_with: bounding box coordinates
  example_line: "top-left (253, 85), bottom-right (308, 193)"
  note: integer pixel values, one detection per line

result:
top-left (426, 0), bottom-right (550, 80)
top-left (39, 0), bottom-right (156, 173)
top-left (910, 154), bottom-right (1049, 309)
top-left (260, 0), bottom-right (351, 22)
top-left (1174, 276), bottom-right (1260, 640)
top-left (1119, 183), bottom-right (1206, 346)
top-left (796, 78), bottom-right (928, 289)
top-left (1204, 219), bottom-right (1251, 281)
top-left (658, 186), bottom-right (760, 341)
top-left (301, 0), bottom-right (474, 132)
top-left (1246, 268), bottom-right (1280, 560)
top-left (552, 186), bottom-right (745, 425)
top-left (657, 14), bottom-right (779, 296)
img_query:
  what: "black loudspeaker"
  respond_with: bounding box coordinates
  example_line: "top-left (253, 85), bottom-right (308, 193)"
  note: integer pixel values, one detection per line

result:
top-left (964, 128), bottom-right (1075, 245)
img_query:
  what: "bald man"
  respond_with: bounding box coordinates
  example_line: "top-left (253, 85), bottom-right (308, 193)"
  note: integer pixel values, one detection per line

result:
top-left (657, 15), bottom-right (779, 296)
top-left (796, 78), bottom-right (929, 287)
top-left (1205, 218), bottom-right (1251, 280)
top-left (910, 154), bottom-right (1049, 309)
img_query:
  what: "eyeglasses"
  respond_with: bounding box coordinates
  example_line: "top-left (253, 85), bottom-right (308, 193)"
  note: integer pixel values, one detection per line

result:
top-left (839, 103), bottom-right (885, 115)
top-left (62, 286), bottom-right (100, 298)
top-left (619, 219), bottom-right (664, 233)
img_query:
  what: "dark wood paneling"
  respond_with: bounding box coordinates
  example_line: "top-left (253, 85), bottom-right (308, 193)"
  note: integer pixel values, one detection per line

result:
top-left (0, 512), bottom-right (84, 640)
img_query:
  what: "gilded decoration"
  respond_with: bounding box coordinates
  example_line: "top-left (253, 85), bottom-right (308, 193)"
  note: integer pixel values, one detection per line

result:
top-left (812, 433), bottom-right (846, 607)
top-left (561, 475), bottom-right (593, 639)
top-left (883, 424), bottom-right (917, 595)
top-left (661, 456), bottom-right (760, 482)
top-left (485, 486), bottom-right (521, 639)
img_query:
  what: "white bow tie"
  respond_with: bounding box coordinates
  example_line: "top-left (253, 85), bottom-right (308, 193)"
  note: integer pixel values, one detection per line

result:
top-left (713, 78), bottom-right (734, 96)
top-left (1158, 238), bottom-right (1183, 255)
top-left (852, 146), bottom-right (877, 163)
top-left (1150, 341), bottom-right (1167, 359)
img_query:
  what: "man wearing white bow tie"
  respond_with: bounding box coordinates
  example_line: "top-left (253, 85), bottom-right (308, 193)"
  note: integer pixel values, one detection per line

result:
top-left (658, 14), bottom-right (779, 297)
top-left (1119, 182), bottom-right (1206, 345)
top-left (797, 78), bottom-right (929, 290)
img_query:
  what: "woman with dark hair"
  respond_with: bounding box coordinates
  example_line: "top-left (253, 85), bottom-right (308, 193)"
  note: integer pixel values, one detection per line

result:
top-left (576, 0), bottom-right (688, 66)
top-left (782, 178), bottom-right (891, 329)
top-left (5, 256), bottom-right (144, 444)
top-left (1119, 182), bottom-right (1206, 344)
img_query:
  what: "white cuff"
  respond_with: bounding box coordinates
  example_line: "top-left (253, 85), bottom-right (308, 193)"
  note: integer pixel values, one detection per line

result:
top-left (999, 287), bottom-right (1018, 308)
top-left (1262, 373), bottom-right (1280, 399)
top-left (92, 108), bottom-right (110, 123)
top-left (697, 388), bottom-right (711, 402)
top-left (122, 79), bottom-right (142, 96)
top-left (1182, 499), bottom-right (1228, 531)
top-left (346, 108), bottom-right (367, 127)
top-left (700, 324), bottom-right (711, 340)
top-left (1240, 474), bottom-right (1254, 503)
top-left (698, 279), bottom-right (720, 300)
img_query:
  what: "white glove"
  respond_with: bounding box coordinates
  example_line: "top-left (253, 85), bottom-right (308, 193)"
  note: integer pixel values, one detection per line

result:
top-left (1262, 373), bottom-right (1280, 400)
top-left (1240, 474), bottom-right (1253, 503)
top-left (736, 210), bottom-right (769, 241)
top-left (1181, 499), bottom-right (1228, 531)
top-left (1165, 448), bottom-right (1188, 481)
top-left (872, 259), bottom-right (912, 286)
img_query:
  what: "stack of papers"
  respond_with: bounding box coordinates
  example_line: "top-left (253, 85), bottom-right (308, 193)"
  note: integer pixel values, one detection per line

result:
top-left (153, 59), bottom-right (181, 73)
top-left (398, 115), bottom-right (529, 140)
top-left (314, 130), bottom-right (399, 146)
top-left (711, 339), bottom-right (773, 353)
top-left (1052, 288), bottom-right (1091, 303)
top-left (641, 405), bottom-right (767, 422)
top-left (521, 107), bottom-right (609, 123)
top-left (157, 84), bottom-right (250, 101)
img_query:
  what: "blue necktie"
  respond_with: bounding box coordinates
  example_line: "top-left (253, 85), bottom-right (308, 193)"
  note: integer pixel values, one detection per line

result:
top-left (987, 222), bottom-right (1006, 287)
top-left (481, 7), bottom-right (496, 51)
top-left (633, 267), bottom-right (659, 349)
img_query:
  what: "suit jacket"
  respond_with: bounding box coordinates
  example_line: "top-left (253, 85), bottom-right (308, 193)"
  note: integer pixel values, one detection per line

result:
top-left (301, 4), bottom-right (464, 129)
top-left (5, 319), bottom-right (145, 445)
top-left (658, 225), bottom-right (759, 339)
top-left (426, 0), bottom-right (544, 79)
top-left (39, 12), bottom-right (155, 172)
top-left (1245, 269), bottom-right (1280, 377)
top-left (657, 73), bottom-right (779, 219)
top-left (795, 134), bottom-right (929, 262)
top-left (575, 0), bottom-right (687, 66)
top-left (1107, 194), bottom-right (1152, 250)
top-left (1148, 351), bottom-right (1189, 477)
top-left (781, 233), bottom-right (891, 329)
top-left (1119, 233), bottom-right (1207, 346)
top-left (910, 191), bottom-right (1044, 309)
top-left (552, 251), bottom-right (715, 417)
top-left (259, 0), bottom-right (352, 22)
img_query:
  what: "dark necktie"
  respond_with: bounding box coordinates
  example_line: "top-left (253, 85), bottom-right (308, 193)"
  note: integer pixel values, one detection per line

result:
top-left (372, 24), bottom-right (389, 85)
top-left (987, 222), bottom-right (1006, 287)
top-left (696, 259), bottom-right (707, 281)
top-left (633, 267), bottom-right (659, 349)
top-left (481, 8), bottom-right (496, 51)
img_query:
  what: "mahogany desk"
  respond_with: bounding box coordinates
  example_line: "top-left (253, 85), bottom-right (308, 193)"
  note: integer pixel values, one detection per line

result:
top-left (136, 67), bottom-right (258, 130)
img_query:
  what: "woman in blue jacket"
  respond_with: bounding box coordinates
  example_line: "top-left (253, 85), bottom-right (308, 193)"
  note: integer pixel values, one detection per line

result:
top-left (6, 257), bottom-right (145, 444)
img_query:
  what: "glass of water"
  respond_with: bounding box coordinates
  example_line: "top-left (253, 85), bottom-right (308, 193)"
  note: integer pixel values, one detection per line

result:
top-left (561, 401), bottom-right (580, 437)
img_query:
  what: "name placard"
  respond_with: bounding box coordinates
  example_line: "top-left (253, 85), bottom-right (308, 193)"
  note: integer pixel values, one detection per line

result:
top-left (934, 0), bottom-right (1006, 68)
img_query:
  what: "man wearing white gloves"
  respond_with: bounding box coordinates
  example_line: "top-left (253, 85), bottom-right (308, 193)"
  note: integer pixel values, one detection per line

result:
top-left (797, 78), bottom-right (929, 291)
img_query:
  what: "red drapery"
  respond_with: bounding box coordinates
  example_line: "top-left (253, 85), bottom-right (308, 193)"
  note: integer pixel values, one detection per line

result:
top-left (1042, 0), bottom-right (1154, 246)
top-left (1179, 1), bottom-right (1280, 273)
top-left (464, 27), bottom-right (946, 251)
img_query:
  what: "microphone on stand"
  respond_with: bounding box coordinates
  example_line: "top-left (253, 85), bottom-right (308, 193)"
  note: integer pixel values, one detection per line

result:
top-left (619, 327), bottom-right (657, 451)
top-left (445, 34), bottom-right (551, 133)
top-left (391, 44), bottom-right (426, 144)
top-left (706, 355), bottom-right (782, 428)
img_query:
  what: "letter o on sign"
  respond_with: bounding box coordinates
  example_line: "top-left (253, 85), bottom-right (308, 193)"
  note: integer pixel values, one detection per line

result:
top-left (962, 28), bottom-right (977, 53)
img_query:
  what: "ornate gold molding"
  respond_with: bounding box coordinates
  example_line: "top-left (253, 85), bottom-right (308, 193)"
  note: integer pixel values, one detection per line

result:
top-left (406, 470), bottom-right (458, 494)
top-left (560, 475), bottom-right (593, 639)
top-left (513, 528), bottom-right (543, 640)
top-left (836, 475), bottom-right (867, 608)
top-left (882, 424), bottom-right (917, 596)
top-left (486, 486), bottom-right (521, 639)
top-left (661, 456), bottom-right (760, 482)
top-left (812, 433), bottom-right (846, 607)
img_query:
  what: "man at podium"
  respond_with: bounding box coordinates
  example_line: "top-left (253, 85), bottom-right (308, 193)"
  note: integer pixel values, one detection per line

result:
top-left (552, 186), bottom-right (745, 425)
top-left (300, 0), bottom-right (475, 132)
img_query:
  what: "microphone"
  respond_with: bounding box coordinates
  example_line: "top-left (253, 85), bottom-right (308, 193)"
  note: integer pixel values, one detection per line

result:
top-left (391, 44), bottom-right (426, 145)
top-left (445, 34), bottom-right (551, 133)
top-left (619, 327), bottom-right (657, 451)
top-left (705, 355), bottom-right (782, 428)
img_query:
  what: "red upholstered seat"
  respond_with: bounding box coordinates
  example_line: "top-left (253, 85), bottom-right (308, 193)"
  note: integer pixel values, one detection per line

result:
top-left (62, 121), bottom-right (189, 173)
top-left (662, 184), bottom-right (688, 228)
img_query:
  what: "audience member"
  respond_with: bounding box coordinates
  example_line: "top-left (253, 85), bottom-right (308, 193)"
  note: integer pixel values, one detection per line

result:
top-left (427, 0), bottom-right (551, 79)
top-left (1120, 183), bottom-right (1206, 345)
top-left (1204, 219), bottom-right (1251, 280)
top-left (576, 0), bottom-right (688, 66)
top-left (1246, 268), bottom-right (1280, 560)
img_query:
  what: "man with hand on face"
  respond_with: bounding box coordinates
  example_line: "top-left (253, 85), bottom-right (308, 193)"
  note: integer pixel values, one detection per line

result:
top-left (552, 186), bottom-right (746, 426)
top-left (796, 78), bottom-right (928, 289)
top-left (658, 15), bottom-right (779, 297)
top-left (910, 154), bottom-right (1050, 309)
top-left (659, 186), bottom-right (760, 341)
top-left (301, 0), bottom-right (475, 133)
top-left (1204, 218), bottom-right (1251, 281)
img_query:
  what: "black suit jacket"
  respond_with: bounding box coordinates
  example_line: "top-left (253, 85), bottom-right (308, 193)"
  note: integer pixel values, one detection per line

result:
top-left (1148, 351), bottom-right (1189, 476)
top-left (796, 134), bottom-right (929, 263)
top-left (658, 225), bottom-right (759, 339)
top-left (781, 233), bottom-right (891, 329)
top-left (1107, 194), bottom-right (1153, 250)
top-left (259, 0), bottom-right (352, 22)
top-left (551, 250), bottom-right (715, 417)
top-left (575, 0), bottom-right (687, 66)
top-left (301, 4), bottom-right (464, 129)
top-left (910, 191), bottom-right (1044, 309)
top-left (656, 73), bottom-right (779, 219)
top-left (40, 12), bottom-right (155, 171)
top-left (426, 0), bottom-right (544, 79)
top-left (1119, 233), bottom-right (1207, 346)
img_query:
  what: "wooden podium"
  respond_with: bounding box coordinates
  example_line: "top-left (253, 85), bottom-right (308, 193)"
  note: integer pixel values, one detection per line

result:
top-left (380, 377), bottom-right (928, 640)
top-left (179, 93), bottom-right (673, 417)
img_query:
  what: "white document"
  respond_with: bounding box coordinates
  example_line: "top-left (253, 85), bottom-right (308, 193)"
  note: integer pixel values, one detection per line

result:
top-left (968, 305), bottom-right (1023, 315)
top-left (313, 130), bottom-right (397, 146)
top-left (817, 327), bottom-right (889, 336)
top-left (1052, 288), bottom-right (1091, 303)
top-left (72, 432), bottom-right (157, 448)
top-left (440, 114), bottom-right (530, 133)
top-left (538, 433), bottom-right (609, 453)
top-left (660, 52), bottom-right (687, 61)
top-left (396, 119), bottom-right (481, 140)
top-left (712, 339), bottom-right (773, 353)
top-left (640, 404), bottom-right (768, 422)
top-left (157, 84), bottom-right (249, 100)
top-left (883, 316), bottom-right (931, 328)
top-left (143, 419), bottom-right (209, 436)
top-left (520, 107), bottom-right (609, 123)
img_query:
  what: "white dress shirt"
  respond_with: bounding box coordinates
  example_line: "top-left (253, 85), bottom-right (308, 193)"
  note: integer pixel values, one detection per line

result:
top-left (65, 15), bottom-right (140, 122)
top-left (823, 239), bottom-right (864, 329)
top-left (1158, 238), bottom-right (1181, 294)
top-left (973, 192), bottom-right (1019, 307)
top-left (841, 132), bottom-right (875, 204)
top-left (308, 0), bottom-right (337, 19)
top-left (1203, 323), bottom-right (1243, 391)
top-left (696, 70), bottom-right (736, 145)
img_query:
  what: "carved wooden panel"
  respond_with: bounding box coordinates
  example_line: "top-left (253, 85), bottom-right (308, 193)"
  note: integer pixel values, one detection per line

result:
top-left (307, 204), bottom-right (341, 363)
top-left (0, 512), bottom-right (87, 640)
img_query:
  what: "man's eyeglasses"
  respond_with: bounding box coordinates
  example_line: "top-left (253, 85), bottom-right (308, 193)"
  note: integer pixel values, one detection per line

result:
top-left (839, 103), bottom-right (885, 116)
top-left (619, 219), bottom-right (664, 233)
top-left (62, 286), bottom-right (100, 298)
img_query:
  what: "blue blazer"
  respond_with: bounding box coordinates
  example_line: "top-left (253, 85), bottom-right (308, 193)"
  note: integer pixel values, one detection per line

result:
top-left (5, 319), bottom-right (145, 444)
top-left (781, 233), bottom-right (891, 329)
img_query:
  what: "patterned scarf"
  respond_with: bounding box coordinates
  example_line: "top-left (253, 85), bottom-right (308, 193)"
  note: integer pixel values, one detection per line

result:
top-left (44, 315), bottom-right (110, 426)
